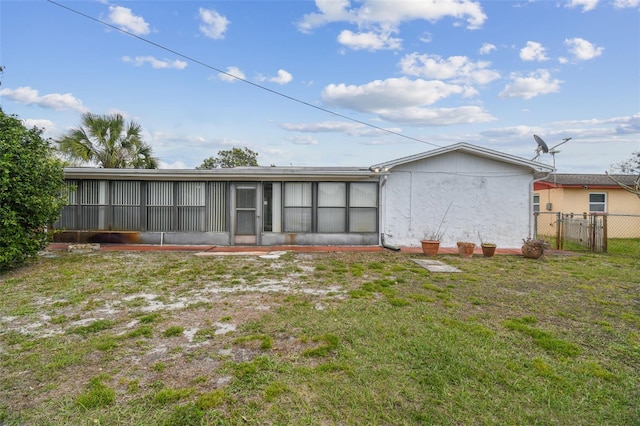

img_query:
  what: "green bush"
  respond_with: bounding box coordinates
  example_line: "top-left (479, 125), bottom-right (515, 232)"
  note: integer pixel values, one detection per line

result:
top-left (0, 109), bottom-right (66, 271)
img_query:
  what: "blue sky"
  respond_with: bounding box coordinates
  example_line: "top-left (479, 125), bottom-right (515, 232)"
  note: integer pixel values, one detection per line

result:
top-left (1, 0), bottom-right (638, 171)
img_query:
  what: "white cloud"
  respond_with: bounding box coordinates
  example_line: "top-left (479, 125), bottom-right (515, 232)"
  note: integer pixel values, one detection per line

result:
top-left (613, 0), bottom-right (639, 8)
top-left (107, 5), bottom-right (150, 35)
top-left (122, 56), bottom-right (188, 69)
top-left (479, 43), bottom-right (496, 55)
top-left (322, 77), bottom-right (466, 112)
top-left (520, 41), bottom-right (549, 62)
top-left (564, 37), bottom-right (604, 61)
top-left (260, 69), bottom-right (293, 85)
top-left (287, 135), bottom-right (319, 145)
top-left (281, 121), bottom-right (400, 136)
top-left (337, 29), bottom-right (402, 51)
top-left (499, 69), bottom-right (562, 100)
top-left (0, 86), bottom-right (88, 112)
top-left (22, 118), bottom-right (57, 134)
top-left (374, 105), bottom-right (495, 126)
top-left (199, 8), bottom-right (229, 39)
top-left (566, 0), bottom-right (599, 12)
top-left (399, 53), bottom-right (500, 85)
top-left (158, 160), bottom-right (189, 169)
top-left (298, 0), bottom-right (487, 32)
top-left (218, 66), bottom-right (246, 82)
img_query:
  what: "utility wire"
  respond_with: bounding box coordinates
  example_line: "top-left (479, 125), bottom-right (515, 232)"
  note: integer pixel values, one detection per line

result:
top-left (47, 0), bottom-right (440, 148)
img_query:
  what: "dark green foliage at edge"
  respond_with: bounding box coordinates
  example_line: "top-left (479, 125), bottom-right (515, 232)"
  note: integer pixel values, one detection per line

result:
top-left (0, 109), bottom-right (66, 271)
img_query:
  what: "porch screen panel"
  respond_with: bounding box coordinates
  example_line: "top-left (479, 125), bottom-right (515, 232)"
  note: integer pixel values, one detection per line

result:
top-left (177, 182), bottom-right (205, 231)
top-left (283, 182), bottom-right (311, 232)
top-left (147, 182), bottom-right (174, 231)
top-left (111, 181), bottom-right (140, 230)
top-left (56, 180), bottom-right (78, 229)
top-left (349, 182), bottom-right (377, 233)
top-left (318, 182), bottom-right (346, 232)
top-left (207, 182), bottom-right (227, 232)
top-left (80, 180), bottom-right (109, 230)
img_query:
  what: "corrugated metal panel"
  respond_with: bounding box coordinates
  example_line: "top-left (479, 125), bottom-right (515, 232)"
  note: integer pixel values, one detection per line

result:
top-left (177, 182), bottom-right (205, 206)
top-left (147, 207), bottom-right (173, 231)
top-left (147, 181), bottom-right (173, 206)
top-left (178, 207), bottom-right (205, 231)
top-left (112, 181), bottom-right (140, 230)
top-left (81, 206), bottom-right (108, 230)
top-left (56, 205), bottom-right (77, 229)
top-left (112, 181), bottom-right (140, 205)
top-left (65, 180), bottom-right (78, 205)
top-left (208, 182), bottom-right (227, 232)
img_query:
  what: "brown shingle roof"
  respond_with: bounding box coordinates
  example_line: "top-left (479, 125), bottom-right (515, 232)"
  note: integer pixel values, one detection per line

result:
top-left (540, 173), bottom-right (638, 187)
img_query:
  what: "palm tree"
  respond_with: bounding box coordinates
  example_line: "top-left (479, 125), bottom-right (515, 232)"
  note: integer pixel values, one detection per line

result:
top-left (57, 113), bottom-right (158, 169)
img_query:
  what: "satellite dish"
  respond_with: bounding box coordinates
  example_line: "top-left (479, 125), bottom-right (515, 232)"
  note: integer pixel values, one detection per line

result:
top-left (533, 134), bottom-right (549, 154)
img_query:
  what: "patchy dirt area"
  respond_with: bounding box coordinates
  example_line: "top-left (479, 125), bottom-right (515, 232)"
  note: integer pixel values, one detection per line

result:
top-left (0, 250), bottom-right (370, 412)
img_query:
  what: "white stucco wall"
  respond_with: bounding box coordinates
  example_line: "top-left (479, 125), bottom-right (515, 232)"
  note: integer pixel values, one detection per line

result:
top-left (381, 151), bottom-right (534, 248)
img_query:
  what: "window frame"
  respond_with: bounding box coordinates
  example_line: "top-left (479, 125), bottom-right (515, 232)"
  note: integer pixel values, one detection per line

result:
top-left (588, 192), bottom-right (607, 213)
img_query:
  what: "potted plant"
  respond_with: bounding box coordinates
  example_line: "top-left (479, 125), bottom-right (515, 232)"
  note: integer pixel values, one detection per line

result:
top-left (480, 242), bottom-right (497, 258)
top-left (456, 241), bottom-right (476, 258)
top-left (521, 237), bottom-right (548, 259)
top-left (478, 232), bottom-right (496, 258)
top-left (421, 234), bottom-right (442, 256)
top-left (420, 203), bottom-right (452, 256)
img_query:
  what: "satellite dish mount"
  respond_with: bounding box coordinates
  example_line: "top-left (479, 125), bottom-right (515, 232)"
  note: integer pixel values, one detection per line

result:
top-left (531, 135), bottom-right (572, 169)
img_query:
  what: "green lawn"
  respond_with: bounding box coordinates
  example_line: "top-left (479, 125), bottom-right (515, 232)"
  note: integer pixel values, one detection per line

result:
top-left (1, 250), bottom-right (638, 425)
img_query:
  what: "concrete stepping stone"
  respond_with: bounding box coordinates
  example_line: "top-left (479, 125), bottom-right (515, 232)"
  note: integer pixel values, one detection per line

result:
top-left (412, 259), bottom-right (461, 273)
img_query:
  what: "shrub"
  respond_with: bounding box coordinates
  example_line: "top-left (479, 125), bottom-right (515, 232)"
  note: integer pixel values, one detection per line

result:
top-left (0, 109), bottom-right (66, 271)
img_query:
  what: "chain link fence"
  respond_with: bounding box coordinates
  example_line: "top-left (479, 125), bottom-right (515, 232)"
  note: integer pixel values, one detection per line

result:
top-left (534, 212), bottom-right (640, 257)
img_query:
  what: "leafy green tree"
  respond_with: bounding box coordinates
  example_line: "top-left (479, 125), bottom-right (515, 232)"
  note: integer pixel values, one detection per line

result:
top-left (57, 113), bottom-right (158, 169)
top-left (0, 109), bottom-right (67, 270)
top-left (197, 147), bottom-right (259, 169)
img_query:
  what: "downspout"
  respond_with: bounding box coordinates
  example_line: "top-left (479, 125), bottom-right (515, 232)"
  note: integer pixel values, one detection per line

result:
top-left (377, 172), bottom-right (400, 251)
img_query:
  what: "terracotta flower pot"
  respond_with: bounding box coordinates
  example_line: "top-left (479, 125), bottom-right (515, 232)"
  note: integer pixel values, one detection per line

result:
top-left (421, 240), bottom-right (440, 256)
top-left (456, 241), bottom-right (475, 258)
top-left (481, 243), bottom-right (497, 258)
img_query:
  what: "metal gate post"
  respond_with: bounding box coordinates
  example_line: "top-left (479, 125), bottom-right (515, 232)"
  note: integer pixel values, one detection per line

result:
top-left (602, 214), bottom-right (608, 253)
top-left (555, 212), bottom-right (562, 249)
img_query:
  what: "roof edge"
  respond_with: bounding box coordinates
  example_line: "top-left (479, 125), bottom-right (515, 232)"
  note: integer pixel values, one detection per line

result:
top-left (370, 142), bottom-right (555, 173)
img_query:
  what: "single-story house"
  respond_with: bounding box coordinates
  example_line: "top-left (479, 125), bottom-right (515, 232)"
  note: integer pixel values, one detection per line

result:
top-left (54, 142), bottom-right (554, 248)
top-left (533, 174), bottom-right (640, 214)
top-left (533, 173), bottom-right (640, 239)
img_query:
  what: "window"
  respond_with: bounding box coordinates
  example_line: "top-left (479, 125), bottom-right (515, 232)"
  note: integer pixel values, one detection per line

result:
top-left (349, 183), bottom-right (377, 232)
top-left (533, 194), bottom-right (540, 212)
top-left (283, 182), bottom-right (312, 232)
top-left (317, 182), bottom-right (346, 232)
top-left (589, 193), bottom-right (606, 212)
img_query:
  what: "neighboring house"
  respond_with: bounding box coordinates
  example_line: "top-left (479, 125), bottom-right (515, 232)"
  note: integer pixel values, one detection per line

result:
top-left (54, 142), bottom-right (553, 248)
top-left (533, 174), bottom-right (640, 238)
top-left (534, 174), bottom-right (640, 215)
